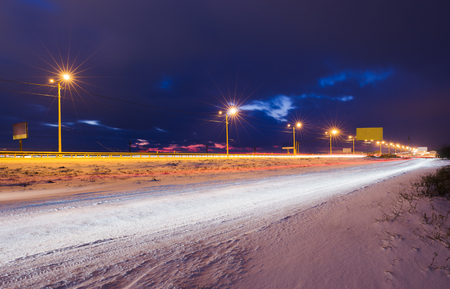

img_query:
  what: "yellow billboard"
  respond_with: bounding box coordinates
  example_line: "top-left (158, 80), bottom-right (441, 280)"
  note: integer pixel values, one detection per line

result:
top-left (356, 127), bottom-right (383, 141)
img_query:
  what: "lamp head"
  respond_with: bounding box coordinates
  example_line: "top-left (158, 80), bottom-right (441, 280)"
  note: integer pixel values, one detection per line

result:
top-left (228, 107), bottom-right (237, 115)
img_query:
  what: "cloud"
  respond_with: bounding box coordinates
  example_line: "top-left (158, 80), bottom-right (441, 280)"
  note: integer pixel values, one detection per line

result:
top-left (213, 143), bottom-right (226, 149)
top-left (79, 120), bottom-right (121, 130)
top-left (144, 143), bottom-right (208, 153)
top-left (155, 127), bottom-right (167, 132)
top-left (143, 142), bottom-right (234, 153)
top-left (43, 123), bottom-right (58, 128)
top-left (319, 69), bottom-right (393, 87)
top-left (131, 139), bottom-right (150, 148)
top-left (300, 94), bottom-right (354, 102)
top-left (159, 77), bottom-right (172, 90)
top-left (240, 95), bottom-right (295, 122)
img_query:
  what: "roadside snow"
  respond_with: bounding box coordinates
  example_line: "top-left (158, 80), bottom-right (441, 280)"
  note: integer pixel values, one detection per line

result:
top-left (0, 158), bottom-right (448, 288)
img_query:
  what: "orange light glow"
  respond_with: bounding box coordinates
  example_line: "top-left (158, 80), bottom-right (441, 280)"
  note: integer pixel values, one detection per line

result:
top-left (228, 107), bottom-right (237, 115)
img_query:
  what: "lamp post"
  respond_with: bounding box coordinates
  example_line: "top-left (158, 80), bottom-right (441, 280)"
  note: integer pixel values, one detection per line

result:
top-left (219, 107), bottom-right (237, 156)
top-left (50, 74), bottom-right (70, 153)
top-left (326, 129), bottom-right (338, 155)
top-left (376, 141), bottom-right (385, 156)
top-left (348, 135), bottom-right (355, 155)
top-left (288, 122), bottom-right (302, 155)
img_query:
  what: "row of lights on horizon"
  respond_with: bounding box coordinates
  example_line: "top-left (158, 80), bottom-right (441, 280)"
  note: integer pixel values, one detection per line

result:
top-left (220, 107), bottom-right (417, 156)
top-left (348, 137), bottom-right (417, 155)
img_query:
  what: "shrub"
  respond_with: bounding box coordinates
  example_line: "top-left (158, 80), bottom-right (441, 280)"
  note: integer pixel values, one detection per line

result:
top-left (413, 165), bottom-right (450, 199)
top-left (437, 146), bottom-right (450, 159)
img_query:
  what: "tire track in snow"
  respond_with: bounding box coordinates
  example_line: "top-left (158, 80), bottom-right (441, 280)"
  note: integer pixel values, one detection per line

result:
top-left (0, 159), bottom-right (443, 288)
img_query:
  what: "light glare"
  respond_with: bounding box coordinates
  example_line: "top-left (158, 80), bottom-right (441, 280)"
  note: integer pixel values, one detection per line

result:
top-left (228, 107), bottom-right (237, 115)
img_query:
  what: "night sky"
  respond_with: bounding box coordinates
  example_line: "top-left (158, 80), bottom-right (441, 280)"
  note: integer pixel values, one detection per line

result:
top-left (1, 0), bottom-right (450, 153)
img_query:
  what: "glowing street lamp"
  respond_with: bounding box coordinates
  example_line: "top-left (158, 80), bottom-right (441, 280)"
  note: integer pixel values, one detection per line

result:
top-left (49, 74), bottom-right (71, 153)
top-left (219, 107), bottom-right (237, 156)
top-left (287, 122), bottom-right (302, 155)
top-left (348, 135), bottom-right (355, 155)
top-left (326, 129), bottom-right (339, 155)
top-left (376, 141), bottom-right (385, 156)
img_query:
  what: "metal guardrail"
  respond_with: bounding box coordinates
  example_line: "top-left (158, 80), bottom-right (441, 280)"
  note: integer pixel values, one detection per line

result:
top-left (0, 151), bottom-right (285, 159)
top-left (0, 151), bottom-right (367, 159)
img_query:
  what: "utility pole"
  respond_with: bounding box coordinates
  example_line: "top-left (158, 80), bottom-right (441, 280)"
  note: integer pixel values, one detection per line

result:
top-left (129, 140), bottom-right (131, 153)
top-left (50, 74), bottom-right (70, 153)
top-left (226, 114), bottom-right (229, 155)
top-left (293, 127), bottom-right (296, 155)
top-left (330, 133), bottom-right (332, 155)
top-left (408, 135), bottom-right (411, 156)
top-left (58, 82), bottom-right (62, 153)
top-left (288, 122), bottom-right (302, 155)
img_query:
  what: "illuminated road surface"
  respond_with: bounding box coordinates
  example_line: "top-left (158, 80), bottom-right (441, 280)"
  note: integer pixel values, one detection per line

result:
top-left (0, 158), bottom-right (441, 288)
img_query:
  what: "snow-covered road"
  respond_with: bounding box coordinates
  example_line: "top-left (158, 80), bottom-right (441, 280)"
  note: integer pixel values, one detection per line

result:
top-left (0, 158), bottom-right (441, 288)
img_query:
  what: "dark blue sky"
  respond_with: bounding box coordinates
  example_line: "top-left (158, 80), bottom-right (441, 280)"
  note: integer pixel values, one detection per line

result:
top-left (1, 0), bottom-right (449, 153)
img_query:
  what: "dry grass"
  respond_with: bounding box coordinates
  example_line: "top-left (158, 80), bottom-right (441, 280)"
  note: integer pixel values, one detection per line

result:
top-left (377, 166), bottom-right (450, 272)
